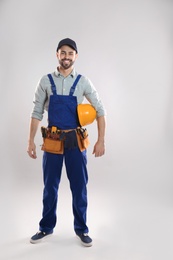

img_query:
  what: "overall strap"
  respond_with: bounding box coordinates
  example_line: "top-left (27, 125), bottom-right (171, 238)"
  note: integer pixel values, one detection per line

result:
top-left (47, 73), bottom-right (82, 96)
top-left (47, 74), bottom-right (57, 95)
top-left (69, 74), bottom-right (82, 96)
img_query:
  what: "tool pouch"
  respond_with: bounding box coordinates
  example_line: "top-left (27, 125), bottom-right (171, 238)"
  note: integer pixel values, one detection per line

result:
top-left (41, 126), bottom-right (64, 154)
top-left (76, 127), bottom-right (90, 152)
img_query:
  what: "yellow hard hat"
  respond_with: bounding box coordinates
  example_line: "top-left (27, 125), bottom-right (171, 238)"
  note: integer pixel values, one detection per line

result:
top-left (77, 104), bottom-right (97, 126)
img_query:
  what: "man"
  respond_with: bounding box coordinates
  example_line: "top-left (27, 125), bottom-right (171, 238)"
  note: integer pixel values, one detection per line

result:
top-left (27, 38), bottom-right (106, 247)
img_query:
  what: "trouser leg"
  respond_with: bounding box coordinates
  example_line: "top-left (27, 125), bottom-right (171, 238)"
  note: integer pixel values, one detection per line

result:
top-left (39, 152), bottom-right (63, 233)
top-left (65, 147), bottom-right (89, 234)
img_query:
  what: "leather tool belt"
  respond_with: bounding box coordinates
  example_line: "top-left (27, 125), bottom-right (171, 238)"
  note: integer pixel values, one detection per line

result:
top-left (41, 126), bottom-right (89, 154)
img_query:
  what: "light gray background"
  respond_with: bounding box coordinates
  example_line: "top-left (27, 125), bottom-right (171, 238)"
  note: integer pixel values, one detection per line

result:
top-left (0, 0), bottom-right (173, 259)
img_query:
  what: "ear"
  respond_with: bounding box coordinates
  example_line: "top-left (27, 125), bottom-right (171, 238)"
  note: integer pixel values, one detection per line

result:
top-left (56, 51), bottom-right (59, 59)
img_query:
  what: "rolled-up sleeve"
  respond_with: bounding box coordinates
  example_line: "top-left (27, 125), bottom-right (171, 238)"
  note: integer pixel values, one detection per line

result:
top-left (31, 77), bottom-right (48, 120)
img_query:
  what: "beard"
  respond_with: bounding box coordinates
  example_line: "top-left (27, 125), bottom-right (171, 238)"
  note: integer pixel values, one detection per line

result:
top-left (59, 59), bottom-right (75, 70)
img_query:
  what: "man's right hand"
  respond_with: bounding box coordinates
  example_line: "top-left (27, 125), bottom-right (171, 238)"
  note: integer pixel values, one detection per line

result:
top-left (27, 142), bottom-right (37, 159)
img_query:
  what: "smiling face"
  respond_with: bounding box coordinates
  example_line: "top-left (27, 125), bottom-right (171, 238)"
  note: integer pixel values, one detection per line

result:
top-left (56, 45), bottom-right (78, 71)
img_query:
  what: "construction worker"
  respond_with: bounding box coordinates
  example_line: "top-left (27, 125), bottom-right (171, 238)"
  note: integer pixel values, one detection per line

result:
top-left (27, 38), bottom-right (106, 247)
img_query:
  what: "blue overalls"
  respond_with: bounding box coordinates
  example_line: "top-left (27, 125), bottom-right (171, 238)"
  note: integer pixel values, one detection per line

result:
top-left (39, 74), bottom-right (89, 235)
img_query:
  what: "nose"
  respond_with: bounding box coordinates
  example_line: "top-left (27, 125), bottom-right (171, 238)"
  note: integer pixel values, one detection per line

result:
top-left (64, 53), bottom-right (70, 60)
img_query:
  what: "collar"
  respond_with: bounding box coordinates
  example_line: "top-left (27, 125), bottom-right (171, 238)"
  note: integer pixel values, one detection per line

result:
top-left (54, 67), bottom-right (76, 78)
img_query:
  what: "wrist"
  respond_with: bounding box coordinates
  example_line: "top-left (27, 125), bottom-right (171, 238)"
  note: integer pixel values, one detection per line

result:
top-left (97, 139), bottom-right (105, 143)
top-left (28, 139), bottom-right (34, 144)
